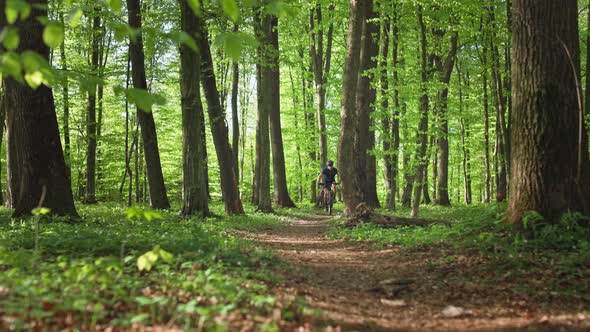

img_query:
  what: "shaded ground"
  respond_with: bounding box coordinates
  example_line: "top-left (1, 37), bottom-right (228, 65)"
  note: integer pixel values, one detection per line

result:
top-left (241, 213), bottom-right (590, 331)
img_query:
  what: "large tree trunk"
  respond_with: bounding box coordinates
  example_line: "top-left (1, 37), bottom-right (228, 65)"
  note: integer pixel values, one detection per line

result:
top-left (507, 0), bottom-right (590, 224)
top-left (356, 0), bottom-right (380, 208)
top-left (179, 0), bottom-right (208, 217)
top-left (254, 13), bottom-right (272, 212)
top-left (410, 6), bottom-right (430, 218)
top-left (85, 6), bottom-right (100, 204)
top-left (264, 16), bottom-right (296, 208)
top-left (198, 22), bottom-right (244, 215)
top-left (338, 0), bottom-right (365, 215)
top-left (434, 31), bottom-right (458, 206)
top-left (127, 0), bottom-right (170, 209)
top-left (2, 0), bottom-right (77, 217)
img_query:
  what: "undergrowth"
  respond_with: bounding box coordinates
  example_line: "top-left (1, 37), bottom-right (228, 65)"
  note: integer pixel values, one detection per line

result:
top-left (328, 203), bottom-right (590, 300)
top-left (0, 202), bottom-right (300, 331)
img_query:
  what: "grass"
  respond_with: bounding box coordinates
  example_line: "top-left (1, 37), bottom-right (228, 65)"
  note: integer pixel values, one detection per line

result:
top-left (0, 202), bottom-right (300, 331)
top-left (328, 203), bottom-right (590, 301)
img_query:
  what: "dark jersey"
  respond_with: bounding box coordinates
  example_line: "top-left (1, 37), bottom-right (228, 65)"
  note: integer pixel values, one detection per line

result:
top-left (321, 167), bottom-right (338, 185)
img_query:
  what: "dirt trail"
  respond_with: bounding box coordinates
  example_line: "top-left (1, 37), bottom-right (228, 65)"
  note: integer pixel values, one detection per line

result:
top-left (246, 214), bottom-right (590, 331)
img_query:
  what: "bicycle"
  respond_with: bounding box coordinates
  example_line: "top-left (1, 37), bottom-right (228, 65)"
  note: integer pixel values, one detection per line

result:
top-left (318, 182), bottom-right (338, 215)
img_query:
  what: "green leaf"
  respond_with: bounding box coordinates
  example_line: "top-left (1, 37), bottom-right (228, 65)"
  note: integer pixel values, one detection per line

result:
top-left (42, 23), bottom-right (64, 49)
top-left (187, 0), bottom-right (200, 16)
top-left (0, 52), bottom-right (23, 82)
top-left (67, 8), bottom-right (83, 28)
top-left (125, 88), bottom-right (165, 113)
top-left (32, 207), bottom-right (51, 216)
top-left (137, 254), bottom-right (154, 271)
top-left (24, 71), bottom-right (44, 88)
top-left (107, 0), bottom-right (122, 13)
top-left (159, 249), bottom-right (173, 263)
top-left (222, 0), bottom-right (239, 22)
top-left (0, 27), bottom-right (20, 50)
top-left (214, 32), bottom-right (259, 62)
top-left (168, 31), bottom-right (198, 52)
top-left (6, 0), bottom-right (31, 24)
top-left (265, 1), bottom-right (296, 18)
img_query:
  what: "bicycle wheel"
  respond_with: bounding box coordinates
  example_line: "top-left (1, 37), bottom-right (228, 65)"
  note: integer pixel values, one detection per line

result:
top-left (328, 191), bottom-right (334, 215)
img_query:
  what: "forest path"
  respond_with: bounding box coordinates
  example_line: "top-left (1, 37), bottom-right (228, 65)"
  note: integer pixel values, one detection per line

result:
top-left (244, 213), bottom-right (589, 331)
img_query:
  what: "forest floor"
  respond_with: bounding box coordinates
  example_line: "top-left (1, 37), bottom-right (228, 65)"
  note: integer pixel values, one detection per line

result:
top-left (240, 211), bottom-right (590, 331)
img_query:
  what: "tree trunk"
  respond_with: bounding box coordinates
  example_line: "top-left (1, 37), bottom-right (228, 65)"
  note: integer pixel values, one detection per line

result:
top-left (2, 0), bottom-right (77, 217)
top-left (85, 6), bottom-right (100, 204)
top-left (482, 45), bottom-right (492, 204)
top-left (380, 17), bottom-right (394, 210)
top-left (179, 0), bottom-right (208, 217)
top-left (231, 28), bottom-right (240, 183)
top-left (198, 21), bottom-right (244, 215)
top-left (338, 0), bottom-right (365, 215)
top-left (0, 92), bottom-right (5, 206)
top-left (254, 12), bottom-right (272, 212)
top-left (59, 12), bottom-right (71, 179)
top-left (263, 16), bottom-right (296, 208)
top-left (458, 68), bottom-right (472, 205)
top-left (127, 0), bottom-right (170, 209)
top-left (487, 6), bottom-right (508, 203)
top-left (389, 6), bottom-right (401, 210)
top-left (507, 0), bottom-right (590, 224)
top-left (410, 6), bottom-right (430, 218)
top-left (310, 4), bottom-right (335, 168)
top-left (355, 0), bottom-right (380, 208)
top-left (434, 31), bottom-right (458, 207)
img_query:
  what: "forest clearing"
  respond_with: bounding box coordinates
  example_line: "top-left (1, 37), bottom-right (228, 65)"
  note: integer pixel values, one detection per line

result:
top-left (1, 0), bottom-right (590, 330)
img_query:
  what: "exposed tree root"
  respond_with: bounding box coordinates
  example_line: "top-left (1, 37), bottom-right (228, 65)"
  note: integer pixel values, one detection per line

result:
top-left (346, 202), bottom-right (450, 228)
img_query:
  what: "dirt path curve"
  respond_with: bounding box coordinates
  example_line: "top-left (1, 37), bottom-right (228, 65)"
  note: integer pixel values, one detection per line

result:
top-left (245, 214), bottom-right (589, 331)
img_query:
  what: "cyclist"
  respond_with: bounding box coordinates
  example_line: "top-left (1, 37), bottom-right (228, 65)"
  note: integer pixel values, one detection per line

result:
top-left (317, 160), bottom-right (338, 207)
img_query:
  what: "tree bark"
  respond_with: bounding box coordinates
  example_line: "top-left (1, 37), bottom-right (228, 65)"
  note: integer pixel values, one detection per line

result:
top-left (231, 26), bottom-right (240, 183)
top-left (254, 12), bottom-right (272, 212)
top-left (410, 6), bottom-right (430, 218)
top-left (0, 91), bottom-right (5, 206)
top-left (264, 16), bottom-right (296, 208)
top-left (356, 0), bottom-right (380, 208)
top-left (482, 44), bottom-right (492, 204)
top-left (310, 4), bottom-right (334, 168)
top-left (85, 6), bottom-right (100, 204)
top-left (179, 0), bottom-right (208, 217)
top-left (59, 12), bottom-right (71, 179)
top-left (338, 0), bottom-right (365, 215)
top-left (127, 0), bottom-right (170, 209)
top-left (507, 0), bottom-right (590, 224)
top-left (434, 31), bottom-right (458, 206)
top-left (380, 16), bottom-right (394, 210)
top-left (487, 6), bottom-right (508, 203)
top-left (198, 21), bottom-right (244, 215)
top-left (2, 0), bottom-right (77, 217)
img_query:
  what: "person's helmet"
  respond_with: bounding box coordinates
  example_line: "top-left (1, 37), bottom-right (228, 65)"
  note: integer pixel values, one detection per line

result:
top-left (327, 160), bottom-right (334, 166)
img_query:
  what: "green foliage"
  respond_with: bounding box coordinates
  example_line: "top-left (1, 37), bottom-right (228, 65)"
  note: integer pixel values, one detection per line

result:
top-left (214, 31), bottom-right (259, 62)
top-left (221, 0), bottom-right (239, 22)
top-left (0, 27), bottom-right (20, 50)
top-left (42, 22), bottom-right (65, 49)
top-left (0, 204), bottom-right (300, 330)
